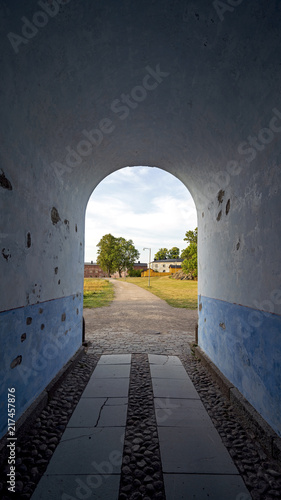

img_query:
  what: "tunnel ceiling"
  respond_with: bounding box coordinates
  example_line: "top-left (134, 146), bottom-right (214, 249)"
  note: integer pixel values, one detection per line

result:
top-left (1, 1), bottom-right (281, 205)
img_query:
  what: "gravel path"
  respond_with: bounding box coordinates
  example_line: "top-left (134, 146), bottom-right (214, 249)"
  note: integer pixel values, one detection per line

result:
top-left (84, 278), bottom-right (197, 354)
top-left (0, 280), bottom-right (281, 499)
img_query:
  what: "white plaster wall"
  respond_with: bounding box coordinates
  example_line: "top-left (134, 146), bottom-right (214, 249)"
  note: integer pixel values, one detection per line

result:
top-left (1, 0), bottom-right (280, 313)
top-left (0, 0), bottom-right (281, 435)
top-left (0, 0), bottom-right (280, 310)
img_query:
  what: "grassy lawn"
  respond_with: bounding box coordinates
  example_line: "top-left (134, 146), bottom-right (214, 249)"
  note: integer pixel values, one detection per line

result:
top-left (83, 278), bottom-right (114, 308)
top-left (121, 276), bottom-right (198, 309)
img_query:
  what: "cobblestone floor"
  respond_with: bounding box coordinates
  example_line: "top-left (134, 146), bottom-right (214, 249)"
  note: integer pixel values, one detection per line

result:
top-left (86, 328), bottom-right (195, 356)
top-left (1, 324), bottom-right (281, 499)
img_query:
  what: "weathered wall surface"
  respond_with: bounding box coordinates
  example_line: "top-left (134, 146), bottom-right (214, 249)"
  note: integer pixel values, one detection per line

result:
top-left (0, 1), bottom-right (280, 438)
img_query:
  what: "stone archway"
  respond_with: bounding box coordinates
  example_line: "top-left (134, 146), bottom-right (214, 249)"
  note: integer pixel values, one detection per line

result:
top-left (84, 165), bottom-right (198, 268)
top-left (0, 1), bottom-right (280, 439)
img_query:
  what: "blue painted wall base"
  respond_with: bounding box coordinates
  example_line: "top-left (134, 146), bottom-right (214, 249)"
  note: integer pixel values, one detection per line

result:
top-left (0, 295), bottom-right (83, 439)
top-left (199, 296), bottom-right (281, 437)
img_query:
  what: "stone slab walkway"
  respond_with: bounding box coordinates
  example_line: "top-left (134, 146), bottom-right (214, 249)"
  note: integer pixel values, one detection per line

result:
top-left (149, 355), bottom-right (249, 499)
top-left (31, 354), bottom-right (131, 500)
top-left (31, 353), bottom-right (250, 500)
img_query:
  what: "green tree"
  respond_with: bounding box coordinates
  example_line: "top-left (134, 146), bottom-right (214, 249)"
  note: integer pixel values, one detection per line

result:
top-left (154, 248), bottom-right (169, 260)
top-left (114, 237), bottom-right (140, 277)
top-left (96, 234), bottom-right (140, 277)
top-left (96, 233), bottom-right (118, 276)
top-left (183, 227), bottom-right (198, 245)
top-left (181, 228), bottom-right (198, 278)
top-left (181, 242), bottom-right (198, 277)
top-left (168, 247), bottom-right (180, 259)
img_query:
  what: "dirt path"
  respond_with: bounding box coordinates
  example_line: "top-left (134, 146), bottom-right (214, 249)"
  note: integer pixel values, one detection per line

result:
top-left (84, 279), bottom-right (197, 353)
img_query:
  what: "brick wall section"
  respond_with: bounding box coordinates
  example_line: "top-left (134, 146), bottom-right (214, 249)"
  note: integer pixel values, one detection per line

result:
top-left (84, 263), bottom-right (107, 278)
top-left (84, 262), bottom-right (147, 278)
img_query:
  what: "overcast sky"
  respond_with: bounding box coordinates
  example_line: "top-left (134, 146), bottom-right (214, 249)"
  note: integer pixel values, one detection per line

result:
top-left (84, 166), bottom-right (197, 264)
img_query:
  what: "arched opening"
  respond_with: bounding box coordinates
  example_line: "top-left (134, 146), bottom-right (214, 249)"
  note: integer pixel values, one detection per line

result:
top-left (84, 165), bottom-right (197, 269)
top-left (83, 165), bottom-right (198, 344)
top-left (83, 165), bottom-right (199, 356)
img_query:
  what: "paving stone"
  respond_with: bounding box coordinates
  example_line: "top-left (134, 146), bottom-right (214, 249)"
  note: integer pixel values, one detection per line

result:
top-left (148, 355), bottom-right (183, 365)
top-left (154, 397), bottom-right (216, 427)
top-left (31, 474), bottom-right (121, 500)
top-left (91, 364), bottom-right (131, 378)
top-left (164, 473), bottom-right (251, 500)
top-left (68, 397), bottom-right (128, 427)
top-left (158, 426), bottom-right (238, 474)
top-left (98, 354), bottom-right (132, 365)
top-left (82, 378), bottom-right (130, 398)
top-left (151, 377), bottom-right (200, 399)
top-left (150, 364), bottom-right (190, 379)
top-left (46, 427), bottom-right (125, 475)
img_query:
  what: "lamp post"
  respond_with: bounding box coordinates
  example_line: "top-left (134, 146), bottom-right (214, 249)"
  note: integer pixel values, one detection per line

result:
top-left (143, 247), bottom-right (151, 287)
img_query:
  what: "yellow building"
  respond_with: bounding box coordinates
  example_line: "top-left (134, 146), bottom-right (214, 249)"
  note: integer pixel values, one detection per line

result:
top-left (150, 259), bottom-right (183, 273)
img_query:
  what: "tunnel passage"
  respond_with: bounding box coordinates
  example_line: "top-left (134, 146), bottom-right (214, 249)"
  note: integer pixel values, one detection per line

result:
top-left (0, 0), bottom-right (281, 440)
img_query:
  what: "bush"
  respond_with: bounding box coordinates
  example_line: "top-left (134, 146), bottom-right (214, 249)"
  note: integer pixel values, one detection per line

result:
top-left (182, 253), bottom-right (197, 278)
top-left (128, 269), bottom-right (143, 277)
top-left (170, 270), bottom-right (196, 280)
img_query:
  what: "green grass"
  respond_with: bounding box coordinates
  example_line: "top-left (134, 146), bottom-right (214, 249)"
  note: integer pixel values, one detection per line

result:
top-left (83, 278), bottom-right (114, 308)
top-left (121, 276), bottom-right (198, 309)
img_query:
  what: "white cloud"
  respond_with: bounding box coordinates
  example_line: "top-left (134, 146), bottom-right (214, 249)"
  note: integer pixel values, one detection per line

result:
top-left (84, 167), bottom-right (197, 263)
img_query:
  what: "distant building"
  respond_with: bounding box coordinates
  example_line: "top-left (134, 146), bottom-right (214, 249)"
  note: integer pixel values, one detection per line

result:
top-left (133, 261), bottom-right (148, 272)
top-left (169, 264), bottom-right (183, 274)
top-left (150, 258), bottom-right (183, 273)
top-left (84, 262), bottom-right (107, 278)
top-left (84, 261), bottom-right (147, 278)
top-left (111, 261), bottom-right (147, 278)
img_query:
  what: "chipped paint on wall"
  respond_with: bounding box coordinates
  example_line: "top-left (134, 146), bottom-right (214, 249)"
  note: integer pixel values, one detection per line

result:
top-left (0, 294), bottom-right (83, 439)
top-left (199, 296), bottom-right (281, 437)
